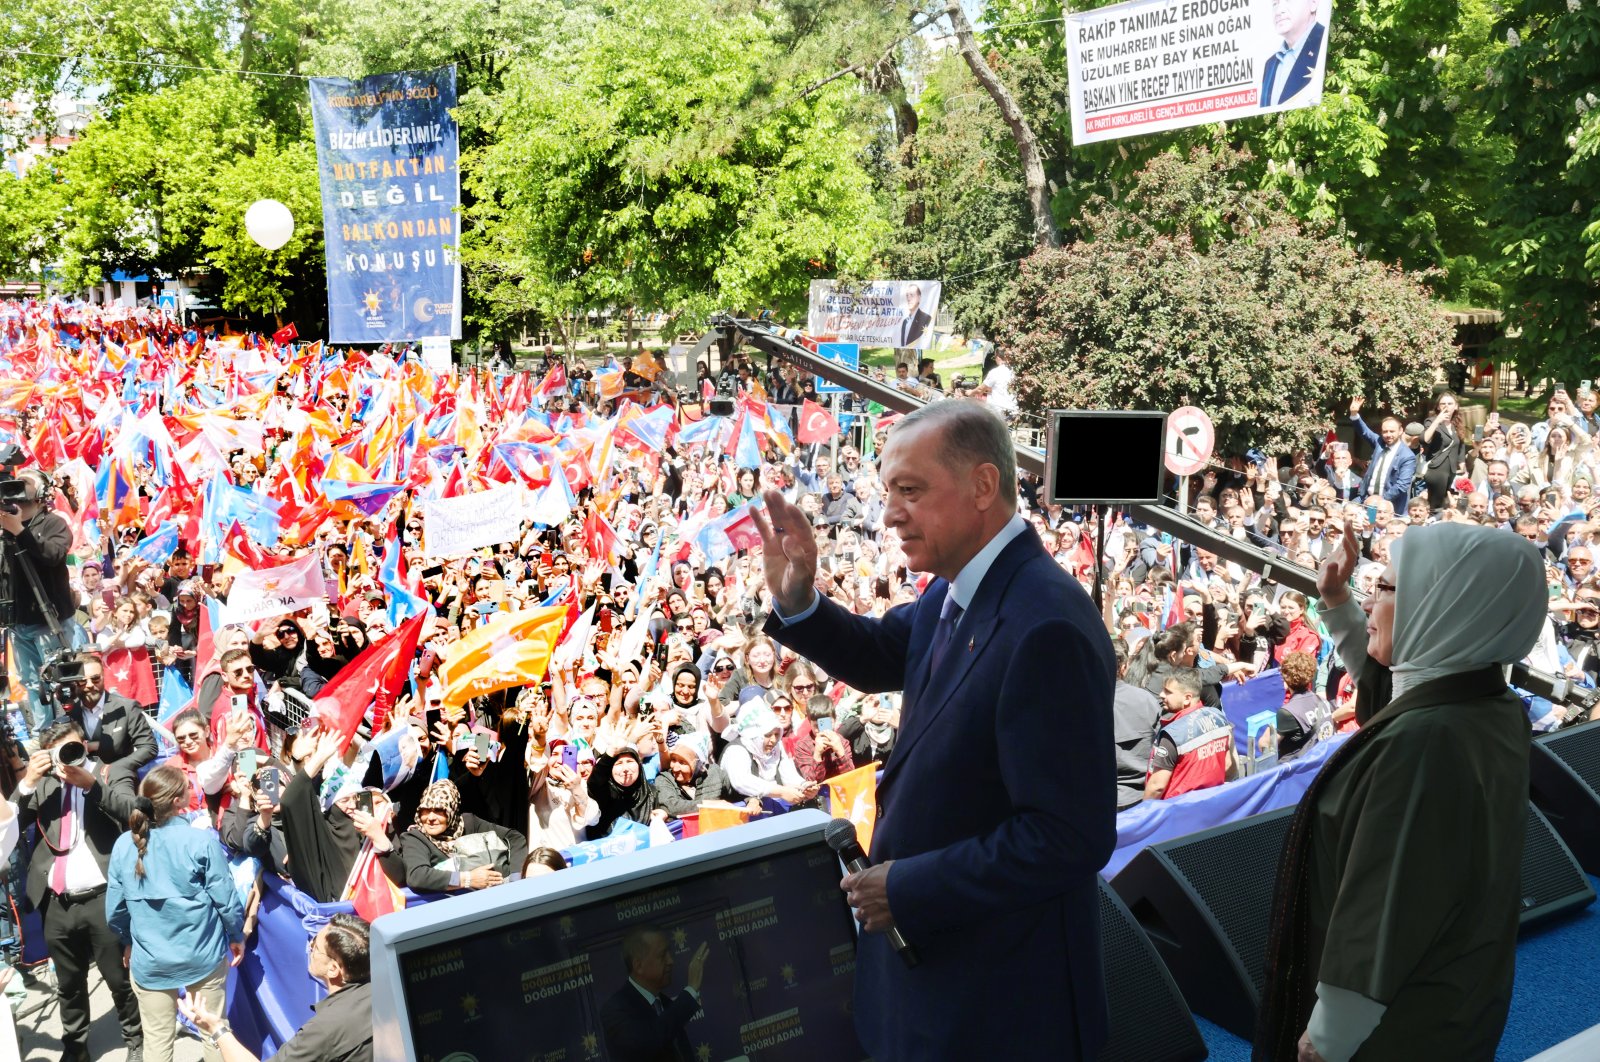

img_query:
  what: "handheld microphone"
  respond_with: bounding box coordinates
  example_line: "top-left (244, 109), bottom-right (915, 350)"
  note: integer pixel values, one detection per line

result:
top-left (825, 818), bottom-right (919, 969)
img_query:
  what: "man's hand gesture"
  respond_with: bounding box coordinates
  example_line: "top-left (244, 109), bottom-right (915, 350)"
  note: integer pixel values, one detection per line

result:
top-left (686, 941), bottom-right (711, 995)
top-left (752, 490), bottom-right (819, 616)
top-left (1349, 396), bottom-right (1364, 417)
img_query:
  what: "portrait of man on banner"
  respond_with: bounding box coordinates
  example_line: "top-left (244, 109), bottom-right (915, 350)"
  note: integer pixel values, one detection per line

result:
top-left (896, 283), bottom-right (931, 350)
top-left (1259, 0), bottom-right (1327, 109)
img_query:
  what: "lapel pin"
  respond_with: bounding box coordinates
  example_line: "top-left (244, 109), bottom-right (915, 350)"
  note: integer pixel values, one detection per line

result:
top-left (967, 638), bottom-right (974, 652)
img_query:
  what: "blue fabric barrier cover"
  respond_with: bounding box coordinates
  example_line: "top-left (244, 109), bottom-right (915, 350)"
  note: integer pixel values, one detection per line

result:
top-left (1104, 735), bottom-right (1345, 880)
top-left (229, 876), bottom-right (446, 1054)
top-left (1221, 671), bottom-right (1286, 755)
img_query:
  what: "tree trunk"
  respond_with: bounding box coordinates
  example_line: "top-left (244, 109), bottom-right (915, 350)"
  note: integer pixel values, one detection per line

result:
top-left (865, 57), bottom-right (923, 228)
top-left (943, 2), bottom-right (1059, 248)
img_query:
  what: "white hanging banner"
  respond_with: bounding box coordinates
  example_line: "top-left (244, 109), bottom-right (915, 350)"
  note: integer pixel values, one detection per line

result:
top-left (1066, 0), bottom-right (1329, 145)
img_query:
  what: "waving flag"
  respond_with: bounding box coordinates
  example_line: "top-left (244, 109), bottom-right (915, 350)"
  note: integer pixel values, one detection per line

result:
top-left (380, 523), bottom-right (428, 628)
top-left (219, 553), bottom-right (326, 626)
top-left (205, 480), bottom-right (282, 551)
top-left (438, 606), bottom-right (566, 708)
top-left (103, 647), bottom-right (157, 708)
top-left (798, 399), bottom-right (841, 444)
top-left (618, 405), bottom-right (674, 453)
top-left (127, 521), bottom-right (181, 567)
top-left (311, 613), bottom-right (427, 754)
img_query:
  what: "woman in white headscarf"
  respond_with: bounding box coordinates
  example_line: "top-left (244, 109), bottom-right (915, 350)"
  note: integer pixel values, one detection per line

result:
top-left (718, 701), bottom-right (817, 804)
top-left (1256, 522), bottom-right (1547, 1062)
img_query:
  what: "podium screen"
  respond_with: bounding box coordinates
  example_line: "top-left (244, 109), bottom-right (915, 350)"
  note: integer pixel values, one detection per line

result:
top-left (389, 816), bottom-right (863, 1062)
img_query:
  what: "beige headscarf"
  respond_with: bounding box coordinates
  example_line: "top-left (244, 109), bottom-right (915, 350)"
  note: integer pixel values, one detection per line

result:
top-left (1391, 523), bottom-right (1547, 696)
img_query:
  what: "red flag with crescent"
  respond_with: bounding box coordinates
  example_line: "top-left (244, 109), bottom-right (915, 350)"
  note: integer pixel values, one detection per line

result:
top-left (797, 399), bottom-right (841, 445)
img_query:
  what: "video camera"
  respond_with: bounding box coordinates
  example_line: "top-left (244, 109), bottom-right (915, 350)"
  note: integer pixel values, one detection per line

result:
top-left (0, 443), bottom-right (30, 515)
top-left (37, 652), bottom-right (85, 714)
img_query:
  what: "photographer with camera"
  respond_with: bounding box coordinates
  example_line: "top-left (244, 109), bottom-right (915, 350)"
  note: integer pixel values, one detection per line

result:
top-left (0, 468), bottom-right (82, 723)
top-left (14, 718), bottom-right (142, 1062)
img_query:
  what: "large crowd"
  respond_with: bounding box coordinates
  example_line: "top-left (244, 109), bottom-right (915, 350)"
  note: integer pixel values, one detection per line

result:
top-left (0, 297), bottom-right (1591, 1059)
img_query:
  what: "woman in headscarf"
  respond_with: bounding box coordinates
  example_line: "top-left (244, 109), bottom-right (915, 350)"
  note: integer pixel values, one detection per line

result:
top-left (393, 779), bottom-right (527, 894)
top-left (719, 703), bottom-right (817, 804)
top-left (587, 746), bottom-right (660, 837)
top-left (652, 742), bottom-right (741, 818)
top-left (1254, 521), bottom-right (1547, 1062)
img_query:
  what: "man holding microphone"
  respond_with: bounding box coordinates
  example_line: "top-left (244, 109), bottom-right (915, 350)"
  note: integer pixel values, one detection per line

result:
top-left (753, 399), bottom-right (1117, 1061)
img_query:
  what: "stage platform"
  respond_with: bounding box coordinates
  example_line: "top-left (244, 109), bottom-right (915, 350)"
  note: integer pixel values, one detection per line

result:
top-left (1193, 877), bottom-right (1600, 1060)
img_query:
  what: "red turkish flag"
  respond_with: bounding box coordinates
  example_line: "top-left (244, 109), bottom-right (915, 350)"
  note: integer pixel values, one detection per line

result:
top-left (310, 614), bottom-right (427, 753)
top-left (797, 399), bottom-right (841, 444)
top-left (272, 323), bottom-right (298, 346)
top-left (103, 648), bottom-right (158, 708)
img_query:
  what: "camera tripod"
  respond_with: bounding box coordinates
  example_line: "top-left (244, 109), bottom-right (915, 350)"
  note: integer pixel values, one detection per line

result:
top-left (0, 524), bottom-right (80, 745)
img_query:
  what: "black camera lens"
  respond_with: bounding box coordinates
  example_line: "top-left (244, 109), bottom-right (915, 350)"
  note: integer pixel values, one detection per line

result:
top-left (54, 740), bottom-right (87, 768)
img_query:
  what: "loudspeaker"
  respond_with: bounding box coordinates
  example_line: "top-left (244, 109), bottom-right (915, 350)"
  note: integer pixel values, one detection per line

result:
top-left (1112, 802), bottom-right (1594, 1038)
top-left (1097, 876), bottom-right (1207, 1062)
top-left (1530, 718), bottom-right (1600, 874)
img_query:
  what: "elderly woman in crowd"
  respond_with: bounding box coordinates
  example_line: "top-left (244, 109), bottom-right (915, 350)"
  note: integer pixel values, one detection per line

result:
top-left (652, 743), bottom-right (742, 817)
top-left (719, 703), bottom-right (818, 804)
top-left (587, 745), bottom-right (660, 837)
top-left (391, 779), bottom-right (526, 894)
top-left (1257, 520), bottom-right (1547, 1061)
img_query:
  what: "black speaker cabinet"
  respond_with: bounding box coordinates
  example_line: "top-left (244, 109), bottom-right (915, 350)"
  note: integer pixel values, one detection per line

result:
top-left (1530, 718), bottom-right (1600, 874)
top-left (1112, 802), bottom-right (1594, 1039)
top-left (1097, 876), bottom-right (1207, 1062)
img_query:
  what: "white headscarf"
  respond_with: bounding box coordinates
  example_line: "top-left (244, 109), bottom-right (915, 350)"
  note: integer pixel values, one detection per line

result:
top-left (1390, 523), bottom-right (1546, 696)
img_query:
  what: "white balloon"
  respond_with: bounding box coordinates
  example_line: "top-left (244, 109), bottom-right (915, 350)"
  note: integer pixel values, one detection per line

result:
top-left (244, 199), bottom-right (295, 251)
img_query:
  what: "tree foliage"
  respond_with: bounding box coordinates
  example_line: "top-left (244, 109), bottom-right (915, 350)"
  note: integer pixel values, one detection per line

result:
top-left (1487, 0), bottom-right (1600, 386)
top-left (458, 0), bottom-right (890, 334)
top-left (994, 147), bottom-right (1454, 454)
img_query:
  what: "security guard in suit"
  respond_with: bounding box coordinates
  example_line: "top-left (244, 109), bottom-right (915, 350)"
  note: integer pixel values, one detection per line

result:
top-left (15, 718), bottom-right (143, 1062)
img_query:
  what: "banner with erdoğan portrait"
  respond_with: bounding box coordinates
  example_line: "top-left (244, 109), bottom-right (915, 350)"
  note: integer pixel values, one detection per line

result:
top-left (1065, 0), bottom-right (1330, 145)
top-left (807, 280), bottom-right (942, 351)
top-left (309, 66), bottom-right (462, 343)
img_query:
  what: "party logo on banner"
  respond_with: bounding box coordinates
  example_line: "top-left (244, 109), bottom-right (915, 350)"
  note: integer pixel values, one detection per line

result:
top-left (309, 67), bottom-right (462, 343)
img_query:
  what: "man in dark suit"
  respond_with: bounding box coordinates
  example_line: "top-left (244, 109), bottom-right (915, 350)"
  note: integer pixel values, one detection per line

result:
top-left (1349, 396), bottom-right (1418, 513)
top-left (15, 718), bottom-right (142, 1062)
top-left (67, 652), bottom-right (157, 770)
top-left (897, 284), bottom-right (931, 349)
top-left (599, 926), bottom-right (710, 1062)
top-left (754, 400), bottom-right (1116, 1060)
top-left (1259, 0), bottom-right (1326, 108)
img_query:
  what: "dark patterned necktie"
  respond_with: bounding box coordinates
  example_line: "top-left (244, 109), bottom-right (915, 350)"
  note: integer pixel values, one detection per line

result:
top-left (928, 595), bottom-right (964, 678)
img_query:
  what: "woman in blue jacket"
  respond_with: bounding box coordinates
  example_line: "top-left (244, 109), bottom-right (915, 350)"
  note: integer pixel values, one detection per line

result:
top-left (106, 764), bottom-right (245, 1062)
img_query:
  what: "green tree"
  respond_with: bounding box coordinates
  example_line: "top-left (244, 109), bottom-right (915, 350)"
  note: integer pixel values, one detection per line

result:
top-left (1487, 0), bottom-right (1600, 386)
top-left (883, 54), bottom-right (1034, 338)
top-left (994, 147), bottom-right (1454, 455)
top-left (23, 76), bottom-right (320, 316)
top-left (458, 0), bottom-right (890, 340)
top-left (976, 0), bottom-right (1508, 304)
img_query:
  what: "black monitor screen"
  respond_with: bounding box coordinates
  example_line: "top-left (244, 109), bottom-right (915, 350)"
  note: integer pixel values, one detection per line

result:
top-left (1047, 411), bottom-right (1166, 504)
top-left (399, 841), bottom-right (863, 1061)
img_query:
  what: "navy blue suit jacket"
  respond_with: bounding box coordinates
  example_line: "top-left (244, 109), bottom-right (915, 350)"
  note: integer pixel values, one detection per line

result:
top-left (1350, 414), bottom-right (1418, 512)
top-left (1260, 21), bottom-right (1326, 108)
top-left (765, 525), bottom-right (1117, 1060)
